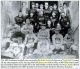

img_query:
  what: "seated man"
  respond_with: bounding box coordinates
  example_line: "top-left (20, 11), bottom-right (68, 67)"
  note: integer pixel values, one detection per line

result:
top-left (21, 19), bottom-right (33, 35)
top-left (33, 25), bottom-right (52, 58)
top-left (15, 11), bottom-right (24, 27)
top-left (24, 29), bottom-right (38, 58)
top-left (70, 42), bottom-right (78, 55)
top-left (3, 32), bottom-right (25, 59)
top-left (63, 28), bottom-right (74, 53)
top-left (52, 26), bottom-right (64, 54)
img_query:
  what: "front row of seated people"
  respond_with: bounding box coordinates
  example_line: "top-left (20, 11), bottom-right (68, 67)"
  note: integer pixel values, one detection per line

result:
top-left (2, 19), bottom-right (78, 59)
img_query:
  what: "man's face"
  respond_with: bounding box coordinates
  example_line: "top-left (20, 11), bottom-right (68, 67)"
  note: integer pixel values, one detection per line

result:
top-left (32, 4), bottom-right (35, 9)
top-left (23, 3), bottom-right (26, 6)
top-left (47, 21), bottom-right (51, 26)
top-left (53, 4), bottom-right (57, 10)
top-left (30, 13), bottom-right (34, 17)
top-left (26, 19), bottom-right (30, 24)
top-left (45, 3), bottom-right (48, 9)
top-left (63, 4), bottom-right (67, 8)
top-left (40, 5), bottom-right (43, 9)
top-left (36, 3), bottom-right (39, 8)
top-left (49, 6), bottom-right (53, 11)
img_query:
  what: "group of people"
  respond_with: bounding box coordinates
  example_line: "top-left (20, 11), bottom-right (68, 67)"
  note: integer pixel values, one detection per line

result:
top-left (2, 2), bottom-right (78, 59)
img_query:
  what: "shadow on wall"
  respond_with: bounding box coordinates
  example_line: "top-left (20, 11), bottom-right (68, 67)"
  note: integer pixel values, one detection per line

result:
top-left (1, 1), bottom-right (21, 37)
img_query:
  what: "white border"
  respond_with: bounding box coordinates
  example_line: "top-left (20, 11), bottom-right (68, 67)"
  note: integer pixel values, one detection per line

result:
top-left (0, 0), bottom-right (80, 69)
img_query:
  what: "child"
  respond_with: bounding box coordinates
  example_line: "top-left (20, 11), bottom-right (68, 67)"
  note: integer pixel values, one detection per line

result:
top-left (3, 32), bottom-right (25, 59)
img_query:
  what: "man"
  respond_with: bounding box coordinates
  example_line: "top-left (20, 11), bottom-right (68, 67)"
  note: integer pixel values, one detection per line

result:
top-left (52, 26), bottom-right (64, 54)
top-left (29, 12), bottom-right (35, 25)
top-left (21, 19), bottom-right (33, 35)
top-left (38, 10), bottom-right (45, 25)
top-left (37, 24), bottom-right (50, 45)
top-left (22, 2), bottom-right (29, 22)
top-left (35, 3), bottom-right (39, 11)
top-left (60, 12), bottom-right (70, 37)
top-left (29, 2), bottom-right (37, 20)
top-left (50, 11), bottom-right (58, 28)
top-left (40, 4), bottom-right (44, 11)
top-left (15, 11), bottom-right (24, 27)
top-left (46, 19), bottom-right (55, 42)
top-left (52, 4), bottom-right (60, 22)
top-left (44, 2), bottom-right (51, 23)
top-left (63, 3), bottom-right (70, 17)
top-left (58, 5), bottom-right (64, 14)
top-left (24, 28), bottom-right (38, 58)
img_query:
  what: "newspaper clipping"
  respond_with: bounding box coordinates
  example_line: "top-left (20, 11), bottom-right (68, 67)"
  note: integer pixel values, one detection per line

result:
top-left (1, 0), bottom-right (79, 69)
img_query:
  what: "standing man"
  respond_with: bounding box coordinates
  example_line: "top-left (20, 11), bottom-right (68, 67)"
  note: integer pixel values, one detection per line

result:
top-left (44, 2), bottom-right (51, 23)
top-left (60, 12), bottom-right (70, 37)
top-left (15, 10), bottom-right (24, 27)
top-left (22, 2), bottom-right (29, 22)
